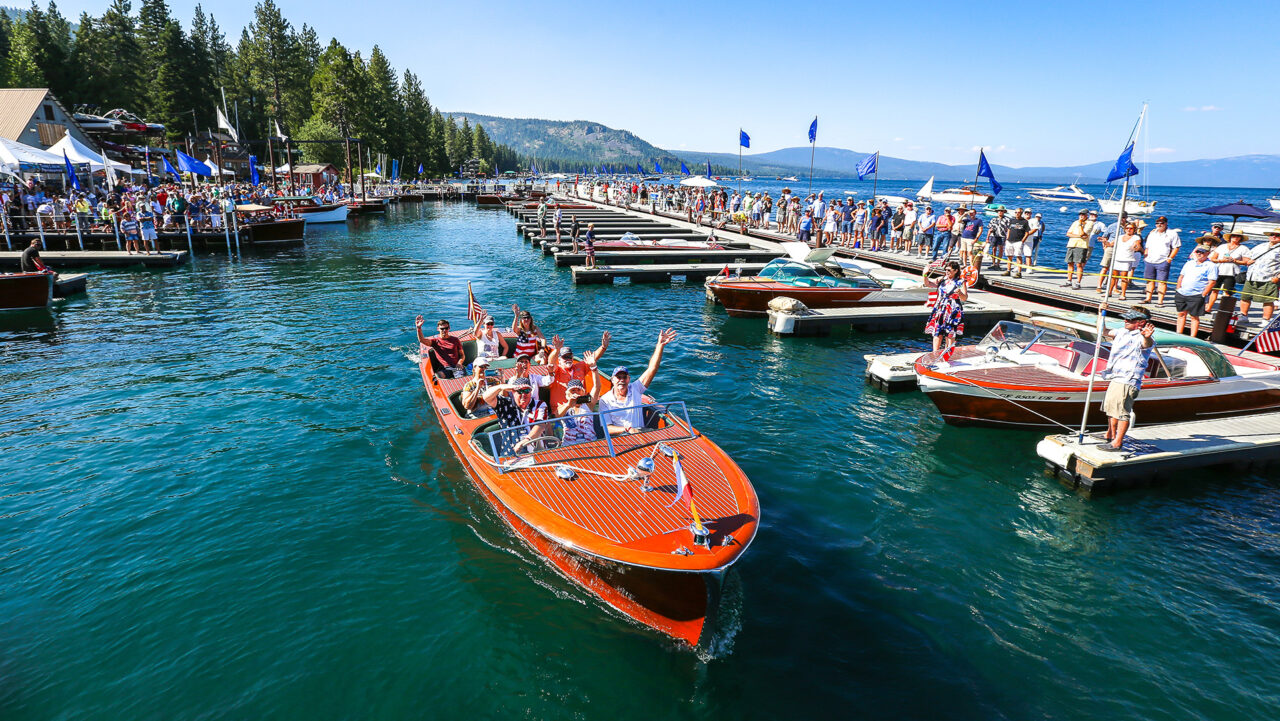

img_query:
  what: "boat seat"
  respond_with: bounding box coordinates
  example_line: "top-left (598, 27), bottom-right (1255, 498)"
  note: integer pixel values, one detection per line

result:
top-left (1081, 358), bottom-right (1108, 375)
top-left (1027, 342), bottom-right (1078, 370)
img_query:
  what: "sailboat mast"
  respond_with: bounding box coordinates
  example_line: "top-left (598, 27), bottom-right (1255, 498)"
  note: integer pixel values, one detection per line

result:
top-left (1076, 103), bottom-right (1147, 443)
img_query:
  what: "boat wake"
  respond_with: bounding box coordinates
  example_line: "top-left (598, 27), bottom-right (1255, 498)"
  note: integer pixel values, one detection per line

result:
top-left (697, 569), bottom-right (743, 661)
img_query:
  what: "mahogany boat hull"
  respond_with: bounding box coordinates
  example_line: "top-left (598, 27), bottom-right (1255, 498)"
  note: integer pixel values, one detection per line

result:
top-left (707, 280), bottom-right (930, 317)
top-left (240, 218), bottom-right (306, 246)
top-left (916, 362), bottom-right (1280, 429)
top-left (347, 200), bottom-right (387, 215)
top-left (0, 272), bottom-right (53, 310)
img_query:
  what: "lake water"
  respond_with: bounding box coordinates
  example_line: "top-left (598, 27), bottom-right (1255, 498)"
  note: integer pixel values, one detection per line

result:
top-left (2, 195), bottom-right (1277, 720)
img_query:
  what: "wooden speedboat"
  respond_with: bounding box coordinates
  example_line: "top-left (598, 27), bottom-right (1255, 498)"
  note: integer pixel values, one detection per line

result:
top-left (705, 248), bottom-right (929, 317)
top-left (0, 272), bottom-right (53, 310)
top-left (273, 196), bottom-right (351, 224)
top-left (419, 326), bottom-right (759, 646)
top-left (234, 206), bottom-right (306, 246)
top-left (915, 319), bottom-right (1280, 428)
top-left (346, 198), bottom-right (388, 215)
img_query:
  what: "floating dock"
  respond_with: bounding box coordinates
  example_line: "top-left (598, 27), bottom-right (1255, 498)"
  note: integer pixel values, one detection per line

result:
top-left (0, 250), bottom-right (189, 269)
top-left (766, 302), bottom-right (1013, 336)
top-left (864, 351), bottom-right (927, 391)
top-left (553, 249), bottom-right (780, 267)
top-left (572, 263), bottom-right (767, 285)
top-left (1036, 412), bottom-right (1280, 495)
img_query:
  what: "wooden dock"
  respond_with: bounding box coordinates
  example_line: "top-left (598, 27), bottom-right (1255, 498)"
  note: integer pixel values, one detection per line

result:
top-left (572, 263), bottom-right (767, 285)
top-left (0, 250), bottom-right (189, 269)
top-left (766, 301), bottom-right (1013, 336)
top-left (1037, 412), bottom-right (1280, 496)
top-left (553, 249), bottom-right (780, 267)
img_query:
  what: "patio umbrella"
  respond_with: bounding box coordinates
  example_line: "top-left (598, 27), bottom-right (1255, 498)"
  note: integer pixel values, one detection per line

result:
top-left (1189, 201), bottom-right (1280, 231)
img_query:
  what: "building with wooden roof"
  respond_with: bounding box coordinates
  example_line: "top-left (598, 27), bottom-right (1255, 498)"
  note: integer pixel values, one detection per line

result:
top-left (0, 88), bottom-right (94, 150)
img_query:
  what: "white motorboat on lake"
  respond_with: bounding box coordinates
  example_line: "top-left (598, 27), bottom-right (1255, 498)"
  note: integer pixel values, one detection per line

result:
top-left (1028, 184), bottom-right (1095, 202)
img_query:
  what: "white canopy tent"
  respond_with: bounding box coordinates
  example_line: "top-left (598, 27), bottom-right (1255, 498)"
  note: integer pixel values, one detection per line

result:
top-left (0, 136), bottom-right (65, 174)
top-left (47, 133), bottom-right (130, 173)
top-left (275, 163), bottom-right (291, 173)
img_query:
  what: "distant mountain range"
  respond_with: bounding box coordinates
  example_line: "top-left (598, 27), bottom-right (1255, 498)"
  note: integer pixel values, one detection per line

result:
top-left (449, 111), bottom-right (1280, 188)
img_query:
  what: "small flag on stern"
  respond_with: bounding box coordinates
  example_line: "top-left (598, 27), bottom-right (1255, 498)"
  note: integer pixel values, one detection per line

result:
top-left (666, 451), bottom-right (705, 533)
top-left (466, 282), bottom-right (485, 324)
top-left (1252, 317), bottom-right (1280, 354)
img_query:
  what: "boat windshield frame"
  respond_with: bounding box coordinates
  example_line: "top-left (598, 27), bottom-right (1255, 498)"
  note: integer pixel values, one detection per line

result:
top-left (477, 401), bottom-right (696, 472)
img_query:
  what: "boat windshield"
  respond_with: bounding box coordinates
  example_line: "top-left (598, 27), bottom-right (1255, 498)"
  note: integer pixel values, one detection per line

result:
top-left (758, 259), bottom-right (819, 279)
top-left (475, 401), bottom-right (696, 472)
top-left (979, 321), bottom-right (1081, 352)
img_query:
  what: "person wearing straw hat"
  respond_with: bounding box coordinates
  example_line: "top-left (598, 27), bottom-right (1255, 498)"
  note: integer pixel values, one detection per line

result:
top-left (1099, 306), bottom-right (1155, 451)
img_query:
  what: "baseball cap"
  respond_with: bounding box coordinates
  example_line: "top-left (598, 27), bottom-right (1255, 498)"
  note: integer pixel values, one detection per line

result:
top-left (1192, 246), bottom-right (1210, 255)
top-left (473, 356), bottom-right (491, 367)
top-left (611, 366), bottom-right (629, 377)
top-left (1120, 309), bottom-right (1149, 321)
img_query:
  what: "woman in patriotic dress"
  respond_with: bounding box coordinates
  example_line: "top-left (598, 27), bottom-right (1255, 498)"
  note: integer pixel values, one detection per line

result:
top-left (925, 261), bottom-right (969, 353)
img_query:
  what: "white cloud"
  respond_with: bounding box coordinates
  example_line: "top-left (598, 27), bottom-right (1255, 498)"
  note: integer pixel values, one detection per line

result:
top-left (1182, 105), bottom-right (1222, 112)
top-left (893, 137), bottom-right (904, 142)
top-left (1148, 147), bottom-right (1176, 154)
top-left (971, 144), bottom-right (1011, 153)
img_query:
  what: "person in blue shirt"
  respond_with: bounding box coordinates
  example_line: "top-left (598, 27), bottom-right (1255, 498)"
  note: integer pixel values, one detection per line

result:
top-left (798, 210), bottom-right (814, 245)
top-left (1173, 245), bottom-right (1218, 336)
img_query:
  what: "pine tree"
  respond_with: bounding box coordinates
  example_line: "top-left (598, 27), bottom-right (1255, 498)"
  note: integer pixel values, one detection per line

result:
top-left (88, 0), bottom-right (145, 109)
top-left (363, 45), bottom-right (401, 159)
top-left (242, 0), bottom-right (311, 133)
top-left (5, 15), bottom-right (46, 87)
top-left (20, 2), bottom-right (73, 96)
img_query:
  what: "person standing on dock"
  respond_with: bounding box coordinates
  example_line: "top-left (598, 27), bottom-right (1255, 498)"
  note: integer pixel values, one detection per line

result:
top-left (1172, 246), bottom-right (1218, 336)
top-left (985, 207), bottom-right (1009, 271)
top-left (1141, 216), bottom-right (1180, 306)
top-left (1004, 209), bottom-right (1033, 279)
top-left (918, 206), bottom-right (938, 259)
top-left (924, 261), bottom-right (968, 355)
top-left (959, 210), bottom-right (983, 269)
top-left (536, 199), bottom-right (547, 238)
top-left (1064, 210), bottom-right (1093, 289)
top-left (1237, 229), bottom-right (1280, 325)
top-left (1207, 233), bottom-right (1248, 313)
top-left (1099, 308), bottom-right (1155, 451)
top-left (1095, 212), bottom-right (1126, 293)
top-left (553, 205), bottom-right (563, 242)
top-left (583, 224), bottom-right (597, 268)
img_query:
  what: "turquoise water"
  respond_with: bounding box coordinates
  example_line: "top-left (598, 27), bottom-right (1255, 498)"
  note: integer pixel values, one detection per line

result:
top-left (2, 199), bottom-right (1278, 719)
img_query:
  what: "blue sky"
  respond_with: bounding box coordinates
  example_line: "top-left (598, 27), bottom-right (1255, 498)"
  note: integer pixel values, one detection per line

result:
top-left (55, 0), bottom-right (1280, 167)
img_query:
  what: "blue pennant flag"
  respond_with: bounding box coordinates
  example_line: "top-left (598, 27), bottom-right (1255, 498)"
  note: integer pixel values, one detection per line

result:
top-left (855, 151), bottom-right (878, 180)
top-left (680, 161), bottom-right (689, 175)
top-left (417, 162), bottom-right (424, 175)
top-left (739, 130), bottom-right (750, 148)
top-left (1106, 143), bottom-right (1140, 184)
top-left (654, 161), bottom-right (662, 174)
top-left (808, 117), bottom-right (818, 144)
top-left (635, 163), bottom-right (642, 175)
top-left (375, 162), bottom-right (383, 177)
top-left (391, 159), bottom-right (399, 180)
top-left (705, 161), bottom-right (712, 178)
top-left (249, 155), bottom-right (260, 186)
top-left (175, 149), bottom-right (211, 177)
top-left (63, 151), bottom-right (80, 191)
top-left (976, 150), bottom-right (1002, 195)
top-left (162, 154), bottom-right (182, 181)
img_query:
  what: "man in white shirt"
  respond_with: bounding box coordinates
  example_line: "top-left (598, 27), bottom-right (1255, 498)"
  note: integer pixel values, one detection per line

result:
top-left (1141, 216), bottom-right (1180, 305)
top-left (597, 328), bottom-right (677, 435)
top-left (1238, 230), bottom-right (1280, 323)
top-left (1172, 246), bottom-right (1218, 336)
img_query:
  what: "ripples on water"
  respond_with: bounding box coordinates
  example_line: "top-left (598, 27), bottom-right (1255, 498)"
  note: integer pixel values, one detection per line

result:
top-left (0, 200), bottom-right (1277, 720)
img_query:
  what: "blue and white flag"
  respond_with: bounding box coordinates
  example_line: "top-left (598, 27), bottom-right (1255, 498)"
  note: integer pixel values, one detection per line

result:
top-left (175, 149), bottom-right (211, 177)
top-left (63, 151), bottom-right (80, 190)
top-left (808, 117), bottom-right (818, 144)
top-left (977, 150), bottom-right (1002, 195)
top-left (249, 155), bottom-right (260, 186)
top-left (391, 159), bottom-right (399, 180)
top-left (680, 161), bottom-right (689, 175)
top-left (705, 161), bottom-right (712, 178)
top-left (417, 162), bottom-right (424, 175)
top-left (1106, 143), bottom-right (1140, 184)
top-left (856, 151), bottom-right (878, 180)
top-left (654, 161), bottom-right (662, 174)
top-left (739, 130), bottom-right (750, 148)
top-left (162, 155), bottom-right (182, 181)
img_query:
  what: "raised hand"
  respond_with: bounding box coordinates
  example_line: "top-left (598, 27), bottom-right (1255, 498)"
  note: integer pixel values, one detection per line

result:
top-left (551, 334), bottom-right (563, 350)
top-left (415, 315), bottom-right (424, 327)
top-left (583, 348), bottom-right (599, 366)
top-left (511, 303), bottom-right (520, 315)
top-left (600, 330), bottom-right (611, 349)
top-left (657, 328), bottom-right (677, 347)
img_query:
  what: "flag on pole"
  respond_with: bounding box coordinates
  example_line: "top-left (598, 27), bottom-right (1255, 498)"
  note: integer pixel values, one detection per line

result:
top-left (808, 117), bottom-right (818, 144)
top-left (1244, 316), bottom-right (1280, 354)
top-left (466, 282), bottom-right (485, 324)
top-left (665, 451), bottom-right (705, 533)
top-left (654, 161), bottom-right (662, 174)
top-left (215, 106), bottom-right (239, 143)
top-left (856, 151), bottom-right (878, 180)
top-left (175, 149), bottom-right (212, 176)
top-left (417, 162), bottom-right (424, 175)
top-left (375, 162), bottom-right (383, 177)
top-left (680, 161), bottom-right (689, 175)
top-left (274, 119), bottom-right (288, 142)
top-left (1106, 143), bottom-right (1141, 183)
top-left (705, 161), bottom-right (712, 178)
top-left (391, 158), bottom-right (399, 181)
top-left (739, 130), bottom-right (750, 148)
top-left (249, 155), bottom-right (260, 186)
top-left (63, 151), bottom-right (80, 190)
top-left (161, 155), bottom-right (182, 181)
top-left (977, 150), bottom-right (1002, 195)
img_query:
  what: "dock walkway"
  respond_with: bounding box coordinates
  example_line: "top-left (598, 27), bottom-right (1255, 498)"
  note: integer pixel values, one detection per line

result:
top-left (0, 250), bottom-right (189, 269)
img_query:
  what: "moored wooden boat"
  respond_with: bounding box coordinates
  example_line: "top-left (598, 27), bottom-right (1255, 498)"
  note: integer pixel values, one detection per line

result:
top-left (419, 327), bottom-right (759, 646)
top-left (236, 215), bottom-right (306, 246)
top-left (0, 272), bottom-right (53, 310)
top-left (706, 251), bottom-right (929, 317)
top-left (273, 196), bottom-right (351, 224)
top-left (347, 198), bottom-right (388, 215)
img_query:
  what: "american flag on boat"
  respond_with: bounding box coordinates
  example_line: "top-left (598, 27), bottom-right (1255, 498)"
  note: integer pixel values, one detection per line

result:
top-left (466, 282), bottom-right (485, 324)
top-left (1253, 317), bottom-right (1280, 354)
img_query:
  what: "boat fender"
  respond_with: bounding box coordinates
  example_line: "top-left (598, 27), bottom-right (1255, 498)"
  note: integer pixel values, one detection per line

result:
top-left (767, 296), bottom-right (809, 314)
top-left (962, 267), bottom-right (979, 287)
